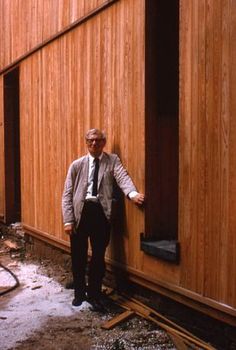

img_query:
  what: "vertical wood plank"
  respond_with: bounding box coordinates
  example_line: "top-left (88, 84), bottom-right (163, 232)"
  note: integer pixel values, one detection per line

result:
top-left (228, 0), bottom-right (236, 308)
top-left (0, 0), bottom-right (110, 70)
top-left (0, 76), bottom-right (5, 218)
top-left (1, 0), bottom-right (236, 313)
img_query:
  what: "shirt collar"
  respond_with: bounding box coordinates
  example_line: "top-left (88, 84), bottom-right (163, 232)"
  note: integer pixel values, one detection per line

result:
top-left (88, 152), bottom-right (103, 163)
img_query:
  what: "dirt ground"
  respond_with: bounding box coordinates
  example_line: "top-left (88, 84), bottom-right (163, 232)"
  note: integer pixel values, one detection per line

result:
top-left (0, 224), bottom-right (176, 350)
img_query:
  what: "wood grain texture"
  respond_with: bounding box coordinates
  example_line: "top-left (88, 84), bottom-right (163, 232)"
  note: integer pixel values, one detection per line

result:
top-left (179, 0), bottom-right (207, 295)
top-left (19, 0), bottom-right (145, 269)
top-left (0, 0), bottom-right (236, 317)
top-left (0, 0), bottom-right (111, 70)
top-left (180, 0), bottom-right (236, 308)
top-left (228, 0), bottom-right (236, 308)
top-left (0, 76), bottom-right (4, 219)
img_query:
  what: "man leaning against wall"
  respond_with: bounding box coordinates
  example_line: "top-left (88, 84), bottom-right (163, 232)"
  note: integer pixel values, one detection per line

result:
top-left (62, 128), bottom-right (144, 312)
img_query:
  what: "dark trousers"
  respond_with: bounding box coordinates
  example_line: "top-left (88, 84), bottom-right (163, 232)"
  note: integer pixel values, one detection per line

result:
top-left (70, 201), bottom-right (110, 298)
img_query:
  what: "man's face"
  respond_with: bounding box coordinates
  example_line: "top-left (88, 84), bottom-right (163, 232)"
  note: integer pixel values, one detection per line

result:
top-left (86, 134), bottom-right (106, 157)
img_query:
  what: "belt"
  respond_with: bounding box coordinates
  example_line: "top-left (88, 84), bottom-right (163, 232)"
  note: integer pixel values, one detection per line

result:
top-left (85, 197), bottom-right (99, 203)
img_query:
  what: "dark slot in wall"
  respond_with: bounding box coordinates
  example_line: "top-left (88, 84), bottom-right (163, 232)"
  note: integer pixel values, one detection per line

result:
top-left (145, 0), bottom-right (179, 240)
top-left (4, 67), bottom-right (21, 224)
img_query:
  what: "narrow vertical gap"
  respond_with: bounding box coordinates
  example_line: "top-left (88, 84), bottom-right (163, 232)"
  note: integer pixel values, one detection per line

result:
top-left (3, 67), bottom-right (21, 224)
top-left (145, 0), bottom-right (179, 242)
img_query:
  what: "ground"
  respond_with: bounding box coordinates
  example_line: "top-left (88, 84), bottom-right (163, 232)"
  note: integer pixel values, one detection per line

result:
top-left (1, 224), bottom-right (235, 350)
top-left (0, 224), bottom-right (175, 350)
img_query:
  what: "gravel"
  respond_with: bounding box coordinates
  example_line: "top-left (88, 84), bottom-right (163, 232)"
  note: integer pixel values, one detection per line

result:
top-left (0, 230), bottom-right (175, 350)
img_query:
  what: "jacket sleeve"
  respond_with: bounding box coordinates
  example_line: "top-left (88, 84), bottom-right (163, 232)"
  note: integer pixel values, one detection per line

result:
top-left (113, 155), bottom-right (137, 196)
top-left (62, 162), bottom-right (77, 224)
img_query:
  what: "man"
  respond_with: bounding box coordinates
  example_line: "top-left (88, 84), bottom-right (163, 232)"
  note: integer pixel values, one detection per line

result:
top-left (62, 128), bottom-right (144, 311)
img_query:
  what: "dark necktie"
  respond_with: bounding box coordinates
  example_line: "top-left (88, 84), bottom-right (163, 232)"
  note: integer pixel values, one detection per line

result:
top-left (92, 158), bottom-right (99, 196)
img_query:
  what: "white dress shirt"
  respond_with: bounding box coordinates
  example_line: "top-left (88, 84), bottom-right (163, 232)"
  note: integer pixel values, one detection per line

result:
top-left (85, 153), bottom-right (104, 201)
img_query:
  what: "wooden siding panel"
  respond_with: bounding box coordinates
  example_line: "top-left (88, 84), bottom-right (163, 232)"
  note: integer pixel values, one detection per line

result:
top-left (41, 43), bottom-right (62, 237)
top-left (0, 1), bottom-right (3, 66)
top-left (19, 0), bottom-right (145, 265)
top-left (179, 0), bottom-right (193, 288)
top-left (218, 0), bottom-right (231, 304)
top-left (204, 0), bottom-right (223, 303)
top-left (204, 0), bottom-right (232, 304)
top-left (180, 0), bottom-right (236, 308)
top-left (0, 76), bottom-right (5, 219)
top-left (179, 0), bottom-right (207, 294)
top-left (179, 0), bottom-right (204, 293)
top-left (106, 0), bottom-right (145, 270)
top-left (20, 62), bottom-right (34, 227)
top-left (227, 0), bottom-right (236, 307)
top-left (1, 0), bottom-right (11, 67)
top-left (0, 0), bottom-right (111, 70)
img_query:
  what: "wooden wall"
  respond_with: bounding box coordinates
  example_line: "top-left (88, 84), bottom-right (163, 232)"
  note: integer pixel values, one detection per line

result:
top-left (179, 0), bottom-right (236, 309)
top-left (0, 76), bottom-right (4, 219)
top-left (0, 0), bottom-right (111, 70)
top-left (19, 0), bottom-right (145, 264)
top-left (0, 0), bottom-right (235, 322)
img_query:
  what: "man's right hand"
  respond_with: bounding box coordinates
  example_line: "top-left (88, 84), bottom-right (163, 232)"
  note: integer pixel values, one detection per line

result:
top-left (64, 224), bottom-right (74, 236)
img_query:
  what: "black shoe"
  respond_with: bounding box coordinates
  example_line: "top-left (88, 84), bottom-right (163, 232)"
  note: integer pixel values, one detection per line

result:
top-left (88, 297), bottom-right (107, 313)
top-left (72, 294), bottom-right (85, 307)
top-left (65, 281), bottom-right (75, 289)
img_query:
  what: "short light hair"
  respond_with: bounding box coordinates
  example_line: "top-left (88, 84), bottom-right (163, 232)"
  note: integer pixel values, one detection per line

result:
top-left (85, 128), bottom-right (106, 140)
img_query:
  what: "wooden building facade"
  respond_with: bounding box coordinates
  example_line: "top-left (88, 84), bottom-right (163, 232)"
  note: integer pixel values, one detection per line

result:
top-left (0, 0), bottom-right (235, 326)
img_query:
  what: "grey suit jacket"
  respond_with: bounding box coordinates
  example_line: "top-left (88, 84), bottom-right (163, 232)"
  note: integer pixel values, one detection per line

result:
top-left (62, 152), bottom-right (137, 227)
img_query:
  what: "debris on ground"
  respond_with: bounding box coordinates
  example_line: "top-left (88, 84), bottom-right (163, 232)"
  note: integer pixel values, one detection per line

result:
top-left (0, 224), bottom-right (176, 350)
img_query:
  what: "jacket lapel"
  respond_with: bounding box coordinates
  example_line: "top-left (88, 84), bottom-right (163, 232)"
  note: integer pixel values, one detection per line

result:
top-left (83, 155), bottom-right (89, 186)
top-left (98, 153), bottom-right (108, 189)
